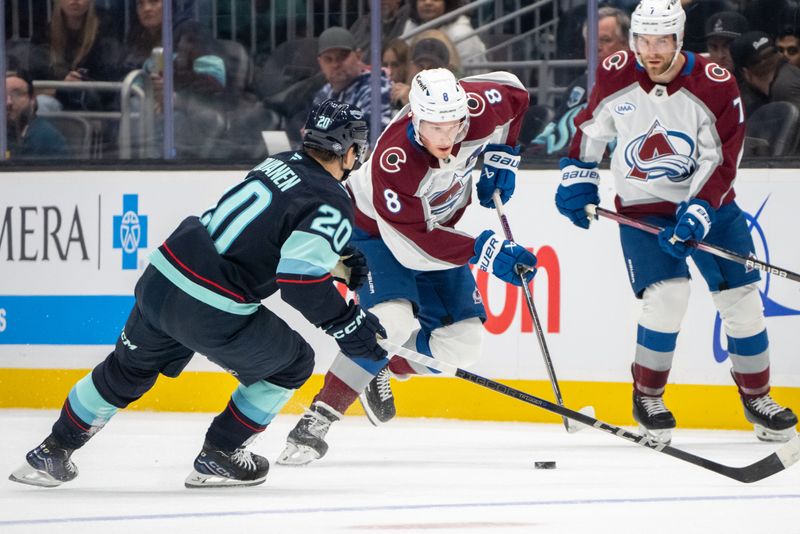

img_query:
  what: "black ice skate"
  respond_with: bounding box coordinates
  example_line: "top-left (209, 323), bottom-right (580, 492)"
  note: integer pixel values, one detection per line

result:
top-left (185, 440), bottom-right (269, 488)
top-left (359, 365), bottom-right (396, 426)
top-left (741, 394), bottom-right (798, 443)
top-left (276, 402), bottom-right (341, 466)
top-left (633, 392), bottom-right (676, 445)
top-left (9, 434), bottom-right (78, 488)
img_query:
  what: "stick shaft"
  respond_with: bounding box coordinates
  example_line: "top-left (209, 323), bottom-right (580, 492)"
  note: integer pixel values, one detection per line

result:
top-left (492, 190), bottom-right (570, 431)
top-left (379, 339), bottom-right (800, 484)
top-left (593, 206), bottom-right (800, 283)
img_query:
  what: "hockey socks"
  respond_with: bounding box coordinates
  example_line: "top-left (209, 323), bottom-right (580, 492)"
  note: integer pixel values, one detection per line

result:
top-left (206, 380), bottom-right (292, 451)
top-left (632, 325), bottom-right (677, 396)
top-left (52, 373), bottom-right (119, 450)
top-left (728, 329), bottom-right (771, 399)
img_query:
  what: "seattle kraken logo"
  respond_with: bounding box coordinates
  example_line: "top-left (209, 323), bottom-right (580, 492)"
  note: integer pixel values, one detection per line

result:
top-left (713, 196), bottom-right (800, 362)
top-left (113, 194), bottom-right (148, 270)
top-left (624, 120), bottom-right (697, 182)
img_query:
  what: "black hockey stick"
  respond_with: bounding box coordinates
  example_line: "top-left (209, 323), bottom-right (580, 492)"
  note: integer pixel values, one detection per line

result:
top-left (588, 205), bottom-right (800, 284)
top-left (379, 338), bottom-right (800, 483)
top-left (492, 190), bottom-right (595, 433)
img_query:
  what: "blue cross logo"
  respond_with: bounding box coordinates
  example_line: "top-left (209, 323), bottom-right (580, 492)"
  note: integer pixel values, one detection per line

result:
top-left (113, 194), bottom-right (148, 270)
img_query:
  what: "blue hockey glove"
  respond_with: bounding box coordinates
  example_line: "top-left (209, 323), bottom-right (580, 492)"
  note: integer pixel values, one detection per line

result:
top-left (476, 144), bottom-right (521, 208)
top-left (657, 199), bottom-right (715, 259)
top-left (470, 230), bottom-right (537, 286)
top-left (324, 301), bottom-right (387, 360)
top-left (331, 245), bottom-right (369, 291)
top-left (555, 157), bottom-right (600, 229)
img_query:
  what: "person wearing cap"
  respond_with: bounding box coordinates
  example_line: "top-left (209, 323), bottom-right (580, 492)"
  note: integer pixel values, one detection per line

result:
top-left (389, 35), bottom-right (454, 108)
top-left (731, 30), bottom-right (800, 118)
top-left (5, 69), bottom-right (69, 160)
top-left (704, 11), bottom-right (749, 73)
top-left (313, 26), bottom-right (394, 142)
top-left (776, 26), bottom-right (800, 68)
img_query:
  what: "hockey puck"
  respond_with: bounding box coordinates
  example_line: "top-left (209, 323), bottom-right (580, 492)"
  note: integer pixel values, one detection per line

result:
top-left (534, 461), bottom-right (556, 469)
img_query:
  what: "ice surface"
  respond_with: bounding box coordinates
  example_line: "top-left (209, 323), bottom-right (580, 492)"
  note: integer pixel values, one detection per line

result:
top-left (1, 409), bottom-right (797, 533)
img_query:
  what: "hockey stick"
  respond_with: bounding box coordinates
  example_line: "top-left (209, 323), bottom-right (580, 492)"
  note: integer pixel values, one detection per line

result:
top-left (379, 338), bottom-right (800, 483)
top-left (492, 190), bottom-right (594, 433)
top-left (586, 205), bottom-right (800, 284)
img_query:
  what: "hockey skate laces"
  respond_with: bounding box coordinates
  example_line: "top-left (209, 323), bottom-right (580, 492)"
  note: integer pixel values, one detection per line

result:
top-left (376, 368), bottom-right (393, 402)
top-left (641, 396), bottom-right (670, 416)
top-left (749, 395), bottom-right (785, 417)
top-left (230, 449), bottom-right (257, 471)
top-left (303, 409), bottom-right (334, 437)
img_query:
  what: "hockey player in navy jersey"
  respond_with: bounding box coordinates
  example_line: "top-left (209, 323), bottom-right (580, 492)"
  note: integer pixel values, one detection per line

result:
top-left (277, 68), bottom-right (538, 466)
top-left (9, 100), bottom-right (388, 489)
top-left (555, 0), bottom-right (797, 444)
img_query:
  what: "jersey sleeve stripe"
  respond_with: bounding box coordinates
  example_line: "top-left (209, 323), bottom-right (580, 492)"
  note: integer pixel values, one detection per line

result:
top-left (276, 258), bottom-right (330, 278)
top-left (280, 230), bottom-right (340, 272)
top-left (275, 273), bottom-right (332, 284)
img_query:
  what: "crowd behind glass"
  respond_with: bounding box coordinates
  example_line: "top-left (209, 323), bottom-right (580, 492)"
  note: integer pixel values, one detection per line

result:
top-left (4, 0), bottom-right (800, 163)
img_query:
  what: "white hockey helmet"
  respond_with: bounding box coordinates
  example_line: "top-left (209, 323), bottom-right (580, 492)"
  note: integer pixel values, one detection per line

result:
top-left (630, 0), bottom-right (686, 65)
top-left (409, 68), bottom-right (469, 145)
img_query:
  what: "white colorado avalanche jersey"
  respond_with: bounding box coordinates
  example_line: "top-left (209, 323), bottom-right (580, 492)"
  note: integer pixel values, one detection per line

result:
top-left (348, 72), bottom-right (529, 270)
top-left (570, 50), bottom-right (745, 217)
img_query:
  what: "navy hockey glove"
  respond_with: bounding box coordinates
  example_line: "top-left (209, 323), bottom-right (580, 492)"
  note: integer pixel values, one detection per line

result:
top-left (476, 144), bottom-right (521, 208)
top-left (658, 199), bottom-right (715, 259)
top-left (324, 301), bottom-right (387, 361)
top-left (555, 157), bottom-right (600, 229)
top-left (331, 245), bottom-right (369, 291)
top-left (470, 230), bottom-right (537, 286)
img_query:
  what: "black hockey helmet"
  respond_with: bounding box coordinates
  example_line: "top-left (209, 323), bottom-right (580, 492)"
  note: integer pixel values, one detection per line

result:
top-left (302, 99), bottom-right (369, 165)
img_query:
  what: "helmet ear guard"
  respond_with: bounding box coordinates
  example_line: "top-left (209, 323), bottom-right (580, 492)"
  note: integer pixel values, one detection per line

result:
top-left (408, 68), bottom-right (469, 145)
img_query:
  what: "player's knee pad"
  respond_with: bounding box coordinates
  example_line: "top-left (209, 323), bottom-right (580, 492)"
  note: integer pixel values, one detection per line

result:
top-left (640, 278), bottom-right (690, 333)
top-left (712, 283), bottom-right (765, 338)
top-left (371, 299), bottom-right (417, 345)
top-left (428, 317), bottom-right (484, 368)
top-left (92, 352), bottom-right (159, 408)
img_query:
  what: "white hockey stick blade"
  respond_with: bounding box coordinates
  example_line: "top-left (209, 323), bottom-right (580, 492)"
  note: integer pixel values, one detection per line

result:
top-left (566, 406), bottom-right (596, 433)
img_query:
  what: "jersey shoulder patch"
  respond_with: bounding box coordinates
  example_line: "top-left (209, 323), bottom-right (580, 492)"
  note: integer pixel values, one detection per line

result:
top-left (602, 50), bottom-right (631, 72)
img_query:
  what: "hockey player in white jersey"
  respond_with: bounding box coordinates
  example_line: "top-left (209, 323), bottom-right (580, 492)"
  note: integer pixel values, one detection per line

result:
top-left (277, 68), bottom-right (537, 465)
top-left (555, 0), bottom-right (797, 444)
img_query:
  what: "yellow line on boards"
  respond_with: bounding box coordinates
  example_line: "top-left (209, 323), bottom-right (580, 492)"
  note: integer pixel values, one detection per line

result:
top-left (0, 368), bottom-right (798, 430)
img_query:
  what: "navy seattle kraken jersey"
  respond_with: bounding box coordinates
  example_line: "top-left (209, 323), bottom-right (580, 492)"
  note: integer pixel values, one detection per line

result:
top-left (148, 150), bottom-right (354, 327)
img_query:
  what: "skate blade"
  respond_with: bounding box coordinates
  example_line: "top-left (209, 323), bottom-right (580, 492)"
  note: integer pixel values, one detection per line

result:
top-left (275, 443), bottom-right (321, 466)
top-left (754, 424), bottom-right (798, 443)
top-left (8, 462), bottom-right (66, 488)
top-left (184, 469), bottom-right (266, 489)
top-left (637, 424), bottom-right (672, 445)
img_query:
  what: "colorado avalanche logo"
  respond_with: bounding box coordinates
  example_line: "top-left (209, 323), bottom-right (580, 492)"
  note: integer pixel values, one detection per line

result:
top-left (466, 92), bottom-right (486, 117)
top-left (602, 51), bottom-right (628, 71)
top-left (624, 119), bottom-right (697, 182)
top-left (379, 147), bottom-right (406, 173)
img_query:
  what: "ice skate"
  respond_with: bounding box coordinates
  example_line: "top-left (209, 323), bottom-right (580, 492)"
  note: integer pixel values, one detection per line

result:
top-left (741, 394), bottom-right (798, 443)
top-left (9, 435), bottom-right (78, 488)
top-left (359, 365), bottom-right (396, 426)
top-left (277, 402), bottom-right (340, 466)
top-left (185, 440), bottom-right (269, 488)
top-left (633, 392), bottom-right (676, 445)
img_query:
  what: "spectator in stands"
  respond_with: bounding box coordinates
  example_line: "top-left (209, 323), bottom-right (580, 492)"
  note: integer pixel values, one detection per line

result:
top-left (31, 0), bottom-right (122, 111)
top-left (529, 6), bottom-right (629, 157)
top-left (731, 30), bottom-right (800, 118)
top-left (704, 11), bottom-right (748, 74)
top-left (313, 27), bottom-right (393, 139)
top-left (383, 38), bottom-right (410, 110)
top-left (388, 36), bottom-right (452, 109)
top-left (5, 69), bottom-right (69, 159)
top-left (777, 27), bottom-right (800, 68)
top-left (350, 0), bottom-right (411, 59)
top-left (123, 0), bottom-right (164, 72)
top-left (412, 28), bottom-right (461, 74)
top-left (403, 0), bottom-right (487, 66)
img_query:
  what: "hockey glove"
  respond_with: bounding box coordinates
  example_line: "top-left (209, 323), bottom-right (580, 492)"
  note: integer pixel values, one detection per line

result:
top-left (331, 245), bottom-right (369, 291)
top-left (470, 230), bottom-right (537, 286)
top-left (657, 199), bottom-right (715, 259)
top-left (476, 144), bottom-right (521, 208)
top-left (324, 301), bottom-right (387, 361)
top-left (555, 157), bottom-right (600, 229)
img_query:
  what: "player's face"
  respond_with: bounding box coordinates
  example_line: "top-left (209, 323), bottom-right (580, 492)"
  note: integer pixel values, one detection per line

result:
top-left (777, 36), bottom-right (800, 68)
top-left (418, 118), bottom-right (465, 159)
top-left (706, 36), bottom-right (734, 72)
top-left (635, 34), bottom-right (678, 76)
